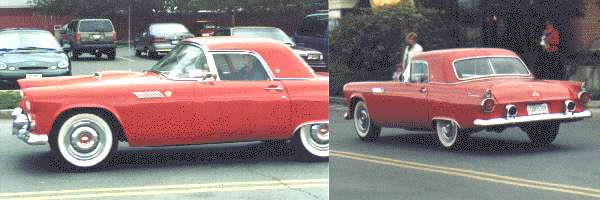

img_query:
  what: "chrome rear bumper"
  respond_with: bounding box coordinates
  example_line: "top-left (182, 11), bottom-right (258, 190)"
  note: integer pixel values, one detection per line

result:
top-left (11, 108), bottom-right (47, 145)
top-left (474, 110), bottom-right (592, 127)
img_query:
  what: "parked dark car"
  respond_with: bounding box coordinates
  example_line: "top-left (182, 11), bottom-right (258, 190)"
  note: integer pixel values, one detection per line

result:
top-left (0, 28), bottom-right (71, 86)
top-left (294, 11), bottom-right (328, 62)
top-left (134, 23), bottom-right (194, 58)
top-left (213, 26), bottom-right (327, 70)
top-left (192, 20), bottom-right (218, 37)
top-left (62, 19), bottom-right (117, 60)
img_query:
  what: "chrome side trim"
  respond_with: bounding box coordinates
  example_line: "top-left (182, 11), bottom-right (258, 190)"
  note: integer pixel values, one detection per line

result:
top-left (11, 108), bottom-right (47, 145)
top-left (474, 110), bottom-right (592, 127)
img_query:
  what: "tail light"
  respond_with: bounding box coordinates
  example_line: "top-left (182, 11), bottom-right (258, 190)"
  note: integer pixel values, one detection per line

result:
top-left (481, 98), bottom-right (496, 113)
top-left (75, 33), bottom-right (81, 42)
top-left (153, 37), bottom-right (166, 43)
top-left (578, 91), bottom-right (591, 105)
top-left (112, 31), bottom-right (117, 42)
top-left (481, 89), bottom-right (495, 113)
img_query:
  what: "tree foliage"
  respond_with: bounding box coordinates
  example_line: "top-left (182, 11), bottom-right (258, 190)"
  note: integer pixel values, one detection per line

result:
top-left (33, 0), bottom-right (325, 17)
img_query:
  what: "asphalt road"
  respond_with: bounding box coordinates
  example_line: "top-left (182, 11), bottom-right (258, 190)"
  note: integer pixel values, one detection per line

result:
top-left (0, 47), bottom-right (328, 200)
top-left (70, 46), bottom-right (160, 76)
top-left (329, 104), bottom-right (600, 200)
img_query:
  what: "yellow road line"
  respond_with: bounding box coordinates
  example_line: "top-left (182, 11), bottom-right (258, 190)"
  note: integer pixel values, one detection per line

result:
top-left (331, 150), bottom-right (600, 199)
top-left (0, 179), bottom-right (328, 200)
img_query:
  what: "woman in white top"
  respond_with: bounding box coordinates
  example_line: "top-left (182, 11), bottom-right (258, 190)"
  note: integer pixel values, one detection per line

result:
top-left (393, 32), bottom-right (423, 81)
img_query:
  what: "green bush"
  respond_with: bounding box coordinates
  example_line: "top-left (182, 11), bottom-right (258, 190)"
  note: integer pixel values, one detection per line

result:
top-left (329, 6), bottom-right (466, 96)
top-left (0, 91), bottom-right (21, 110)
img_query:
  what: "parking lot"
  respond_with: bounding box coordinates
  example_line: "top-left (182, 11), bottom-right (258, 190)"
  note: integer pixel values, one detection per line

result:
top-left (0, 46), bottom-right (328, 200)
top-left (329, 104), bottom-right (600, 200)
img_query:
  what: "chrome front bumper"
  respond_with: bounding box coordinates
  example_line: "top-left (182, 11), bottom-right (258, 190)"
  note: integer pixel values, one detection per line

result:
top-left (474, 110), bottom-right (592, 127)
top-left (11, 108), bottom-right (47, 145)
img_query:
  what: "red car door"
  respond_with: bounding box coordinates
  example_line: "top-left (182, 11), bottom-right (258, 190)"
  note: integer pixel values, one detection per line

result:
top-left (192, 52), bottom-right (291, 143)
top-left (369, 62), bottom-right (430, 128)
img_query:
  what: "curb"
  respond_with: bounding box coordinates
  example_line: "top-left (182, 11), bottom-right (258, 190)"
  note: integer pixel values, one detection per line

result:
top-left (0, 109), bottom-right (12, 119)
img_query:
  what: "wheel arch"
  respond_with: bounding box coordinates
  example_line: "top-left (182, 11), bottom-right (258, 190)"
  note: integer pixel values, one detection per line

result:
top-left (290, 120), bottom-right (329, 138)
top-left (50, 106), bottom-right (128, 142)
top-left (346, 94), bottom-right (366, 120)
top-left (431, 117), bottom-right (462, 130)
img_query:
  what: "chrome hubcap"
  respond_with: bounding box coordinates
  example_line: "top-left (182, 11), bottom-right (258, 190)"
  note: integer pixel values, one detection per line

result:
top-left (309, 124), bottom-right (329, 145)
top-left (63, 120), bottom-right (106, 161)
top-left (354, 104), bottom-right (370, 133)
top-left (437, 121), bottom-right (456, 145)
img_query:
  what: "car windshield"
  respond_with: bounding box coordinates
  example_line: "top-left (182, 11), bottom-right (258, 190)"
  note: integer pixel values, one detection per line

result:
top-left (0, 30), bottom-right (61, 51)
top-left (79, 20), bottom-right (113, 32)
top-left (150, 24), bottom-right (190, 34)
top-left (232, 28), bottom-right (294, 46)
top-left (454, 57), bottom-right (530, 79)
top-left (150, 44), bottom-right (209, 79)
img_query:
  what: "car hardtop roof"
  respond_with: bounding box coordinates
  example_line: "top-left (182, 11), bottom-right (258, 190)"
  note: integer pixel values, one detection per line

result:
top-left (74, 18), bottom-right (112, 21)
top-left (412, 48), bottom-right (519, 61)
top-left (411, 48), bottom-right (527, 83)
top-left (186, 36), bottom-right (316, 79)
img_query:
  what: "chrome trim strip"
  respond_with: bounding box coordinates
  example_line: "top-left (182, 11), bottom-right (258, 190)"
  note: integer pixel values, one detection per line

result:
top-left (11, 108), bottom-right (47, 145)
top-left (474, 110), bottom-right (592, 127)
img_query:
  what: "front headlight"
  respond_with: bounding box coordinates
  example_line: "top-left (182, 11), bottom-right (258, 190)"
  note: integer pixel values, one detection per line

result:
top-left (307, 53), bottom-right (323, 61)
top-left (57, 60), bottom-right (69, 69)
top-left (0, 62), bottom-right (7, 70)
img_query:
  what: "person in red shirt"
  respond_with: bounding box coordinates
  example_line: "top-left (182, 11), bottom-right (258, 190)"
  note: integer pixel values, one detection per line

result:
top-left (536, 21), bottom-right (564, 80)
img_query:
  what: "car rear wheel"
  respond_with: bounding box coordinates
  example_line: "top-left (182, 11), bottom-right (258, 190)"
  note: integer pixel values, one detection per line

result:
top-left (50, 113), bottom-right (117, 170)
top-left (107, 48), bottom-right (116, 60)
top-left (435, 120), bottom-right (466, 149)
top-left (522, 121), bottom-right (560, 146)
top-left (353, 101), bottom-right (380, 141)
top-left (292, 123), bottom-right (329, 161)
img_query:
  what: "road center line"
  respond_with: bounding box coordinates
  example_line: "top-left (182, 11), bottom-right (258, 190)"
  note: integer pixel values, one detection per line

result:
top-left (0, 179), bottom-right (328, 199)
top-left (331, 150), bottom-right (600, 199)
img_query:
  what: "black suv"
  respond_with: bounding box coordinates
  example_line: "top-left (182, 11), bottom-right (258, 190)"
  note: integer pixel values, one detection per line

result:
top-left (62, 19), bottom-right (117, 60)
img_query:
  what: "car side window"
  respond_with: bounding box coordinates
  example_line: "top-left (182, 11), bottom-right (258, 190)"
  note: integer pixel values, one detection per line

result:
top-left (409, 62), bottom-right (429, 83)
top-left (154, 45), bottom-right (209, 79)
top-left (212, 53), bottom-right (270, 81)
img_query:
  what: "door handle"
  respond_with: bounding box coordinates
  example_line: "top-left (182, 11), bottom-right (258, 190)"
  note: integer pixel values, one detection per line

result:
top-left (265, 85), bottom-right (284, 92)
top-left (420, 87), bottom-right (428, 93)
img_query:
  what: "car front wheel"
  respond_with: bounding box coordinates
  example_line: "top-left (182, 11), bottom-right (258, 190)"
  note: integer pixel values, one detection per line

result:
top-left (50, 113), bottom-right (118, 170)
top-left (353, 101), bottom-right (380, 141)
top-left (521, 121), bottom-right (560, 146)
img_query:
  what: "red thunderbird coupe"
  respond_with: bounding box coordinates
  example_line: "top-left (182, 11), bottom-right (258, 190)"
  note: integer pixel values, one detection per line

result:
top-left (12, 37), bottom-right (329, 169)
top-left (343, 48), bottom-right (592, 149)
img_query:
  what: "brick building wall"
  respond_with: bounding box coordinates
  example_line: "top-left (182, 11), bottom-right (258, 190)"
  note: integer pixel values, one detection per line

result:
top-left (570, 0), bottom-right (600, 49)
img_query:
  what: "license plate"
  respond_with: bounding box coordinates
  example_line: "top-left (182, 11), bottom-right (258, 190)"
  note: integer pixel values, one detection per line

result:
top-left (92, 34), bottom-right (102, 40)
top-left (171, 40), bottom-right (179, 45)
top-left (26, 74), bottom-right (42, 79)
top-left (527, 103), bottom-right (549, 115)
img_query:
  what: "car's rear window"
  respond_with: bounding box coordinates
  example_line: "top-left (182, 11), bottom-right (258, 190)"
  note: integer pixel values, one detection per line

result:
top-left (150, 24), bottom-right (190, 34)
top-left (454, 57), bottom-right (530, 79)
top-left (78, 20), bottom-right (114, 32)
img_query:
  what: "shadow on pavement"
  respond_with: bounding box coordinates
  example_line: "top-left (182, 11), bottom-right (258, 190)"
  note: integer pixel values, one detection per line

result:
top-left (15, 141), bottom-right (317, 173)
top-left (373, 132), bottom-right (576, 156)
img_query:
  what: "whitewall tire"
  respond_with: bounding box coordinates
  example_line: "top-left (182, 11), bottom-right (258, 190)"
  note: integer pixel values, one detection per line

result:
top-left (292, 123), bottom-right (329, 160)
top-left (51, 113), bottom-right (117, 169)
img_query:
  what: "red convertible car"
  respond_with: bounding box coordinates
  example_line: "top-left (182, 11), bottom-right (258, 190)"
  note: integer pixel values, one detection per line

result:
top-left (343, 48), bottom-right (592, 149)
top-left (12, 37), bottom-right (328, 169)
